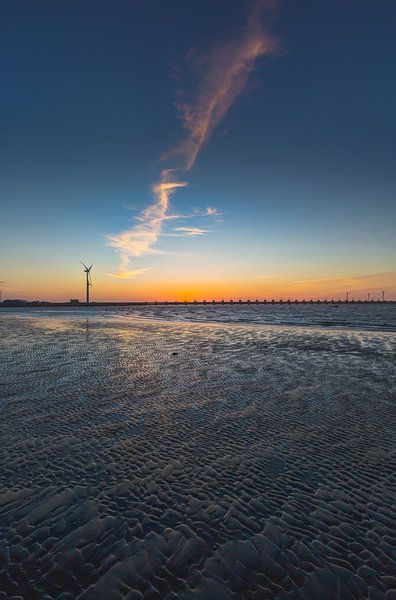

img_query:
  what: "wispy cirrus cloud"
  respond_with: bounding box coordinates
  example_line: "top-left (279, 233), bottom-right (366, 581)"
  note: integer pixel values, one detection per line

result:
top-left (162, 206), bottom-right (223, 221)
top-left (106, 268), bottom-right (152, 279)
top-left (173, 226), bottom-right (211, 236)
top-left (202, 207), bottom-right (221, 216)
top-left (106, 174), bottom-right (187, 276)
top-left (291, 277), bottom-right (338, 286)
top-left (291, 271), bottom-right (396, 287)
top-left (106, 0), bottom-right (278, 278)
top-left (172, 0), bottom-right (278, 170)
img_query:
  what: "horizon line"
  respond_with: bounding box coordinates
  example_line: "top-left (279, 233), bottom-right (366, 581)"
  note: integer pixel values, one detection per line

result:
top-left (1, 298), bottom-right (395, 306)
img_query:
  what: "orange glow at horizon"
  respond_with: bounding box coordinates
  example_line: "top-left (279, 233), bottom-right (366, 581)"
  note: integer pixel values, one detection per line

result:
top-left (5, 270), bottom-right (395, 303)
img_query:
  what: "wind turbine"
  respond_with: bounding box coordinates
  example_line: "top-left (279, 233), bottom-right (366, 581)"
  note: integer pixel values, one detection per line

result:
top-left (80, 263), bottom-right (93, 304)
top-left (382, 290), bottom-right (386, 302)
top-left (0, 281), bottom-right (4, 303)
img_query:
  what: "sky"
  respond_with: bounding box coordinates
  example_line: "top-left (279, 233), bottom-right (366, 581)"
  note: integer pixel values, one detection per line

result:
top-left (1, 0), bottom-right (395, 301)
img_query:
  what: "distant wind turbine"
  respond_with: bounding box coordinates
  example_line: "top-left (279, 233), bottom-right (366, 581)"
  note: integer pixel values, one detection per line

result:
top-left (0, 281), bottom-right (4, 304)
top-left (80, 263), bottom-right (93, 304)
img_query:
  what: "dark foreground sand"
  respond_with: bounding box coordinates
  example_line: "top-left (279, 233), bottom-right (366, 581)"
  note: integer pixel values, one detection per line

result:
top-left (0, 315), bottom-right (395, 599)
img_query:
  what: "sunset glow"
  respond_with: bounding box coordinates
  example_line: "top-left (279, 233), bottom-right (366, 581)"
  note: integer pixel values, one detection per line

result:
top-left (1, 1), bottom-right (395, 301)
top-left (1, 4), bottom-right (396, 596)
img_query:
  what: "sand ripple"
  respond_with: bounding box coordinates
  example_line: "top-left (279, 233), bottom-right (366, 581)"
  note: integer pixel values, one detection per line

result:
top-left (0, 316), bottom-right (395, 599)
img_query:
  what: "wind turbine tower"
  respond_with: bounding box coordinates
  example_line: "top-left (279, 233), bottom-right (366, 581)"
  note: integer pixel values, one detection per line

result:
top-left (0, 281), bottom-right (4, 304)
top-left (80, 263), bottom-right (93, 304)
top-left (382, 290), bottom-right (386, 302)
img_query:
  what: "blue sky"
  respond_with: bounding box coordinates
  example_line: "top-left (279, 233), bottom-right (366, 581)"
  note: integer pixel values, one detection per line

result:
top-left (1, 0), bottom-right (395, 300)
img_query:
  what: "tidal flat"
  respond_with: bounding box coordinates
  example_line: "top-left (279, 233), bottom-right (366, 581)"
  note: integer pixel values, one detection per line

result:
top-left (0, 311), bottom-right (395, 599)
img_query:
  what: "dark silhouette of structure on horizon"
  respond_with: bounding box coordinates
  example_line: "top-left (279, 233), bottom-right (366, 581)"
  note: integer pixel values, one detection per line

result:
top-left (1, 298), bottom-right (393, 308)
top-left (80, 262), bottom-right (93, 304)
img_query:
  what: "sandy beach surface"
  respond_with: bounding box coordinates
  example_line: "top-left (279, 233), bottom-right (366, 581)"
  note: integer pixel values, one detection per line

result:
top-left (0, 311), bottom-right (395, 599)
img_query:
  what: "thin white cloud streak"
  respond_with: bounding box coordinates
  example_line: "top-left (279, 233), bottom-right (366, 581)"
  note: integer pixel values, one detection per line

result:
top-left (291, 271), bottom-right (396, 287)
top-left (202, 207), bottom-right (221, 216)
top-left (173, 226), bottom-right (211, 236)
top-left (291, 277), bottom-right (337, 286)
top-left (106, 268), bottom-right (152, 279)
top-left (162, 206), bottom-right (223, 220)
top-left (107, 0), bottom-right (278, 277)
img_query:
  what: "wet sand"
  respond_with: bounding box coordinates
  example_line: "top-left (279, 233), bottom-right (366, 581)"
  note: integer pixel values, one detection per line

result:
top-left (0, 315), bottom-right (395, 599)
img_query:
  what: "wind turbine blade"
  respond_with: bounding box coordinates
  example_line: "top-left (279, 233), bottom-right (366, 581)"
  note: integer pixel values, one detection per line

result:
top-left (80, 261), bottom-right (88, 270)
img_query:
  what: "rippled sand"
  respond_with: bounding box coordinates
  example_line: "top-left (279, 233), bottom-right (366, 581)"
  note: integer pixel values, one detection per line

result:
top-left (0, 315), bottom-right (395, 599)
